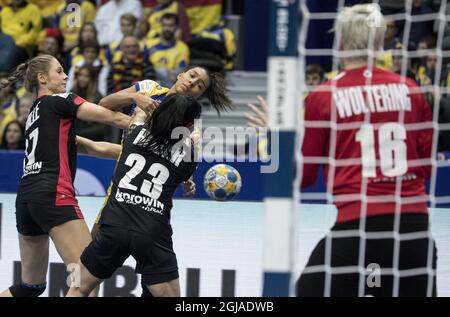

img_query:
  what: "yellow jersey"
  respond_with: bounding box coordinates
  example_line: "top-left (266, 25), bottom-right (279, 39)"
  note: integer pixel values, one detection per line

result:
top-left (134, 79), bottom-right (170, 102)
top-left (0, 3), bottom-right (42, 48)
top-left (195, 24), bottom-right (236, 70)
top-left (146, 38), bottom-right (189, 71)
top-left (185, 0), bottom-right (222, 34)
top-left (27, 0), bottom-right (64, 17)
top-left (147, 0), bottom-right (178, 40)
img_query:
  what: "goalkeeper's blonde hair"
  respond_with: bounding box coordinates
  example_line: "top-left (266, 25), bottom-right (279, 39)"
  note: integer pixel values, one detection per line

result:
top-left (335, 4), bottom-right (387, 60)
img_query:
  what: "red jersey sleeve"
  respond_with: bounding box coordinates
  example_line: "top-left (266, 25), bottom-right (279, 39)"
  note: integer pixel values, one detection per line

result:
top-left (416, 91), bottom-right (433, 180)
top-left (51, 93), bottom-right (87, 118)
top-left (301, 90), bottom-right (330, 188)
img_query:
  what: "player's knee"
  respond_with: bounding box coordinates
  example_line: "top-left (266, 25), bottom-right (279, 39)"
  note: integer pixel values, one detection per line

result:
top-left (9, 282), bottom-right (46, 297)
top-left (142, 273), bottom-right (179, 297)
top-left (146, 284), bottom-right (171, 297)
top-left (145, 281), bottom-right (179, 297)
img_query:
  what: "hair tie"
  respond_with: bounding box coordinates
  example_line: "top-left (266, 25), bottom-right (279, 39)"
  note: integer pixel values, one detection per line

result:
top-left (366, 4), bottom-right (383, 28)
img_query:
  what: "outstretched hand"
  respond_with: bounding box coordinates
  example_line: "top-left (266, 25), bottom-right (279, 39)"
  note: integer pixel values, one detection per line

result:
top-left (245, 95), bottom-right (269, 128)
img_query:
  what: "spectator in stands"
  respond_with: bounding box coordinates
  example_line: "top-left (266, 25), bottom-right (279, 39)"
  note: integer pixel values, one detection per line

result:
top-left (146, 13), bottom-right (189, 87)
top-left (68, 23), bottom-right (107, 69)
top-left (377, 19), bottom-right (402, 70)
top-left (415, 38), bottom-right (438, 86)
top-left (409, 34), bottom-right (436, 83)
top-left (390, 42), bottom-right (416, 80)
top-left (95, 0), bottom-right (142, 46)
top-left (72, 66), bottom-right (103, 104)
top-left (67, 40), bottom-right (109, 96)
top-left (105, 13), bottom-right (144, 64)
top-left (0, 119), bottom-right (24, 150)
top-left (183, 0), bottom-right (222, 35)
top-left (417, 34), bottom-right (436, 63)
top-left (189, 19), bottom-right (236, 73)
top-left (146, 0), bottom-right (191, 43)
top-left (107, 35), bottom-right (156, 94)
top-left (426, 53), bottom-right (437, 73)
top-left (0, 15), bottom-right (21, 72)
top-left (407, 0), bottom-right (436, 49)
top-left (27, 0), bottom-right (64, 28)
top-left (0, 0), bottom-right (42, 58)
top-left (60, 0), bottom-right (97, 53)
top-left (39, 28), bottom-right (67, 70)
top-left (71, 65), bottom-right (112, 142)
top-left (305, 64), bottom-right (324, 88)
top-left (385, 19), bottom-right (400, 48)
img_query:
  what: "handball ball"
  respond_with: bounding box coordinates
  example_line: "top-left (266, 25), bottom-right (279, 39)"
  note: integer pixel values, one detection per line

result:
top-left (203, 164), bottom-right (242, 201)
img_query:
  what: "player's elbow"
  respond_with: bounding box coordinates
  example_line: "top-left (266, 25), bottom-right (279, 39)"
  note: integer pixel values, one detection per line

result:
top-left (105, 144), bottom-right (121, 160)
top-left (113, 112), bottom-right (131, 130)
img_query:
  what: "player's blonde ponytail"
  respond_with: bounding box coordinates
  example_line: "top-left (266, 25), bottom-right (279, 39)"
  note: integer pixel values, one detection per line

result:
top-left (0, 62), bottom-right (28, 90)
top-left (0, 55), bottom-right (54, 94)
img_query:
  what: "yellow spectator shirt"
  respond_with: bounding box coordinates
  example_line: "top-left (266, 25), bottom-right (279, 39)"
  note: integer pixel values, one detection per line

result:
top-left (146, 38), bottom-right (189, 71)
top-left (27, 0), bottom-right (64, 17)
top-left (196, 25), bottom-right (236, 70)
top-left (147, 1), bottom-right (178, 40)
top-left (0, 3), bottom-right (42, 48)
top-left (184, 0), bottom-right (222, 34)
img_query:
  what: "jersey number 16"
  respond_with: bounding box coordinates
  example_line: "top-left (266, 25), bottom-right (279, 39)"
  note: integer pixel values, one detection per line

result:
top-left (356, 122), bottom-right (407, 178)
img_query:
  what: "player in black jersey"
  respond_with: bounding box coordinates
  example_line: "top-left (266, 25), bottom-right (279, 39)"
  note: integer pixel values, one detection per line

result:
top-left (76, 66), bottom-right (231, 296)
top-left (0, 55), bottom-right (132, 297)
top-left (66, 93), bottom-right (201, 297)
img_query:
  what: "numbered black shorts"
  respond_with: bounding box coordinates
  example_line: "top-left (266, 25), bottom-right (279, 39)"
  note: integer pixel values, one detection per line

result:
top-left (80, 224), bottom-right (179, 285)
top-left (296, 213), bottom-right (437, 297)
top-left (16, 201), bottom-right (84, 236)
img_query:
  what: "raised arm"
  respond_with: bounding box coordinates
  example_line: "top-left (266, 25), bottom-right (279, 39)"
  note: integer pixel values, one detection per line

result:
top-left (76, 136), bottom-right (121, 160)
top-left (77, 101), bottom-right (131, 129)
top-left (99, 86), bottom-right (159, 114)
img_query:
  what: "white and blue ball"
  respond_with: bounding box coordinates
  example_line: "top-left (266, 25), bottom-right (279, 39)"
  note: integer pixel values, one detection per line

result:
top-left (203, 164), bottom-right (242, 201)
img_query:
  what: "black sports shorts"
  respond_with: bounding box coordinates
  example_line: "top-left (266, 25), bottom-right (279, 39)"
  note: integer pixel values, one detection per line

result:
top-left (296, 213), bottom-right (437, 297)
top-left (16, 201), bottom-right (84, 236)
top-left (80, 224), bottom-right (179, 285)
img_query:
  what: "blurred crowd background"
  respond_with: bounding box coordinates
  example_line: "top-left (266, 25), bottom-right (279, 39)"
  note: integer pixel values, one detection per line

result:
top-left (1, 0), bottom-right (450, 156)
top-left (0, 0), bottom-right (241, 149)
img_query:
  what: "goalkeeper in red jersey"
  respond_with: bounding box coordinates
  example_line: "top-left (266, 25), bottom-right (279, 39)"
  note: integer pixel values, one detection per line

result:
top-left (246, 3), bottom-right (437, 297)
